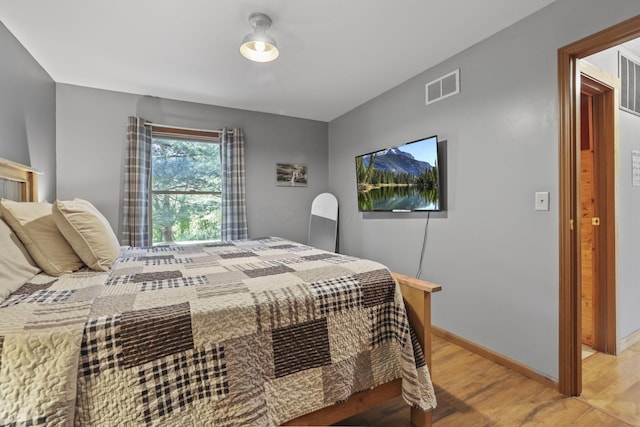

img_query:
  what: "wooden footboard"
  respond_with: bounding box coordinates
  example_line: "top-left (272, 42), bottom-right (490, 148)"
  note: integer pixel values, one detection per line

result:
top-left (283, 271), bottom-right (441, 427)
top-left (393, 271), bottom-right (442, 427)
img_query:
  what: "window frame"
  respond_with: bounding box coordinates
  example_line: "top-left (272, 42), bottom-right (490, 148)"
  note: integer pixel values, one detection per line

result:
top-left (149, 125), bottom-right (222, 244)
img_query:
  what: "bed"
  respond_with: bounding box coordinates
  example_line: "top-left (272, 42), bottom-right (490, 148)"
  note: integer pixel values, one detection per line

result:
top-left (0, 157), bottom-right (440, 427)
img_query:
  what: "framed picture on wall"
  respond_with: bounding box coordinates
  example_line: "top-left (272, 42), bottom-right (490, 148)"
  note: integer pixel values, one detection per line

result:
top-left (276, 163), bottom-right (307, 187)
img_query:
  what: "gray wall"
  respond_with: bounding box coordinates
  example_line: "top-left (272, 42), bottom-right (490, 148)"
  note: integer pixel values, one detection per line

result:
top-left (0, 20), bottom-right (56, 201)
top-left (328, 0), bottom-right (640, 380)
top-left (584, 48), bottom-right (640, 345)
top-left (56, 84), bottom-right (328, 244)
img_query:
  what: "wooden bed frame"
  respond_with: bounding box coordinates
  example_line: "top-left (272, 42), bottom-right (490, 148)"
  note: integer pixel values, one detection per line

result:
top-left (0, 157), bottom-right (442, 427)
top-left (0, 157), bottom-right (39, 202)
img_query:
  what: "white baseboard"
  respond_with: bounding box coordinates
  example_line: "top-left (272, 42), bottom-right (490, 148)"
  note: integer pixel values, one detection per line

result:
top-left (618, 328), bottom-right (640, 354)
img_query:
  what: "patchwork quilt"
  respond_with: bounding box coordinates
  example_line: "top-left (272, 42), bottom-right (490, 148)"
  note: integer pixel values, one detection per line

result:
top-left (0, 237), bottom-right (436, 426)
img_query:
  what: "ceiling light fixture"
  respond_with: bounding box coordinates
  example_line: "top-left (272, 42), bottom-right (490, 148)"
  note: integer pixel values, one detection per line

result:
top-left (240, 12), bottom-right (279, 63)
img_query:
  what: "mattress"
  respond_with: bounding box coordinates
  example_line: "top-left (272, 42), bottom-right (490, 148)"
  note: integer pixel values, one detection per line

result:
top-left (0, 237), bottom-right (435, 426)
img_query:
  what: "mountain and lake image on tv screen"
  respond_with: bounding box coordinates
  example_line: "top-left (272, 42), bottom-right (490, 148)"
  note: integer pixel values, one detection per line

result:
top-left (355, 136), bottom-right (440, 212)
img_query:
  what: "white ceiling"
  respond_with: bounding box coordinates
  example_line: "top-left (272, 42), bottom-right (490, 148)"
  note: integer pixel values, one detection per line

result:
top-left (0, 0), bottom-right (559, 122)
top-left (623, 38), bottom-right (640, 57)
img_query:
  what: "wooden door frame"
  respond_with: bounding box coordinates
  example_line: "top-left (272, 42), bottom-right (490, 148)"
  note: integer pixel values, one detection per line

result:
top-left (579, 62), bottom-right (618, 355)
top-left (558, 14), bottom-right (640, 396)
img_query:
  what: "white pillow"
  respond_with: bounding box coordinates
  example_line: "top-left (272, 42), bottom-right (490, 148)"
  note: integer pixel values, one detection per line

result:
top-left (0, 213), bottom-right (41, 301)
top-left (0, 199), bottom-right (84, 276)
top-left (52, 198), bottom-right (120, 271)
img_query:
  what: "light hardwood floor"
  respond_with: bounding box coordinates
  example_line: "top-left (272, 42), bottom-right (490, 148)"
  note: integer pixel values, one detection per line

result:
top-left (581, 341), bottom-right (640, 426)
top-left (337, 335), bottom-right (639, 426)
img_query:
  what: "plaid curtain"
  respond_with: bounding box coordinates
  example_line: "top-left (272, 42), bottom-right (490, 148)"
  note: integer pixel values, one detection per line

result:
top-left (221, 128), bottom-right (248, 240)
top-left (121, 116), bottom-right (152, 246)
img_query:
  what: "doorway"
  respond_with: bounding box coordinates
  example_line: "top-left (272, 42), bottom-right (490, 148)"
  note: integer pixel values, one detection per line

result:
top-left (558, 15), bottom-right (640, 396)
top-left (579, 62), bottom-right (617, 356)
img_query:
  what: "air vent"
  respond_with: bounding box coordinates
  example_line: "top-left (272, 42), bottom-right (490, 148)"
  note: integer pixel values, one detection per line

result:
top-left (425, 69), bottom-right (460, 105)
top-left (620, 52), bottom-right (640, 116)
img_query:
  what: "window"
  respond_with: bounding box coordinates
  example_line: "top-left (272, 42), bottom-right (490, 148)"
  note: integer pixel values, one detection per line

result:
top-left (150, 127), bottom-right (222, 244)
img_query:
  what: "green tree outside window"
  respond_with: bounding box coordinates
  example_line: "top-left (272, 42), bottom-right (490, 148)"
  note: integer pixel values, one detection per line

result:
top-left (151, 137), bottom-right (222, 244)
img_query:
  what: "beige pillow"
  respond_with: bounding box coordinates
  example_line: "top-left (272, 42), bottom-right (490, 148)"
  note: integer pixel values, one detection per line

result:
top-left (0, 199), bottom-right (84, 276)
top-left (52, 198), bottom-right (120, 271)
top-left (0, 213), bottom-right (41, 301)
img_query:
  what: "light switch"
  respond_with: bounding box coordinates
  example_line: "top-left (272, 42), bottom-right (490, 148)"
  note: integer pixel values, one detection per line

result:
top-left (535, 192), bottom-right (549, 211)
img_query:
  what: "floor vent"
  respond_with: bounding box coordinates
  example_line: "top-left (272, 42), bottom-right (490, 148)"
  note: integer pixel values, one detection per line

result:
top-left (426, 69), bottom-right (460, 105)
top-left (620, 52), bottom-right (640, 117)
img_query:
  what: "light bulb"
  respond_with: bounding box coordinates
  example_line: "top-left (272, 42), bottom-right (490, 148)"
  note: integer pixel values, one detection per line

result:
top-left (255, 41), bottom-right (266, 52)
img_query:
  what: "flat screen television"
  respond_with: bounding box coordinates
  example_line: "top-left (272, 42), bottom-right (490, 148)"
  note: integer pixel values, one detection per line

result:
top-left (355, 135), bottom-right (441, 212)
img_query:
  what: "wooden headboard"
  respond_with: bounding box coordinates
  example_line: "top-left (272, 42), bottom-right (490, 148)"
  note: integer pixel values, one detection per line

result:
top-left (0, 157), bottom-right (40, 202)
